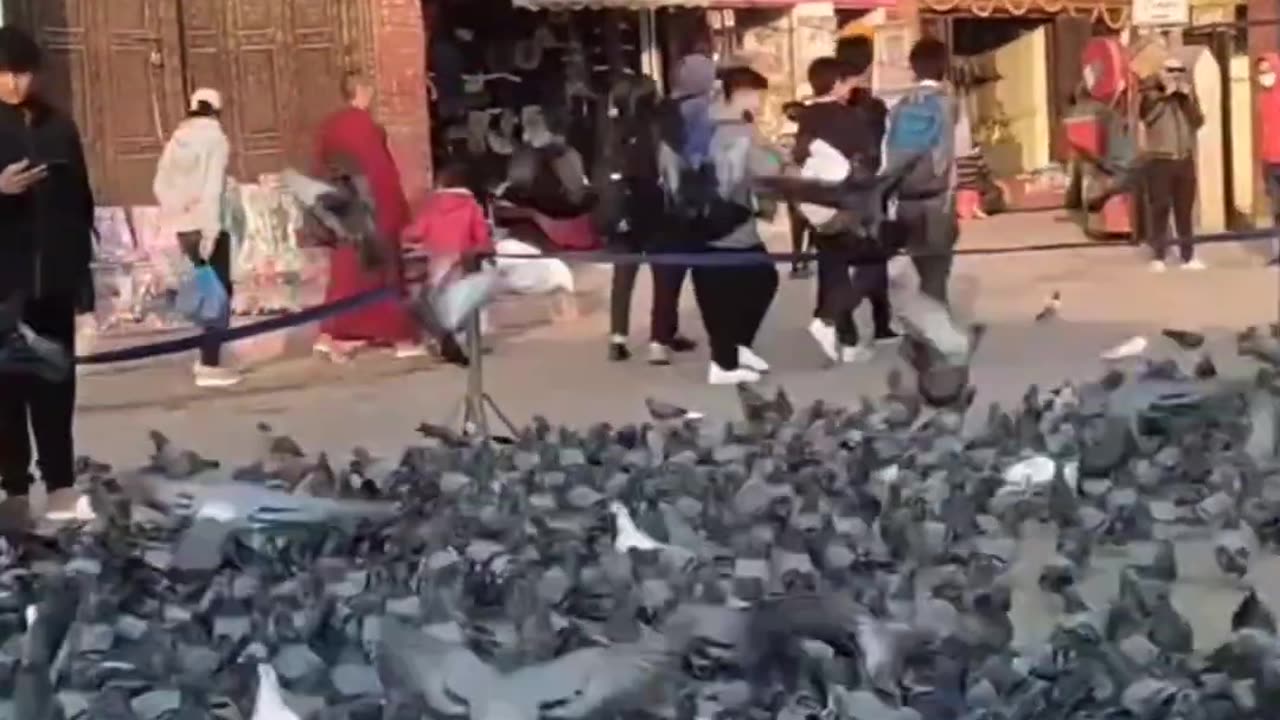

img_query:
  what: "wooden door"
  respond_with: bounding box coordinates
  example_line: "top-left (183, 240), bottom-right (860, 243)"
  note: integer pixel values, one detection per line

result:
top-left (180, 0), bottom-right (348, 181)
top-left (8, 0), bottom-right (185, 205)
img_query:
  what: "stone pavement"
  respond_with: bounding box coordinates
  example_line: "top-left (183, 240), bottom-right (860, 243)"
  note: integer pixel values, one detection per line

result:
top-left (77, 211), bottom-right (1278, 465)
top-left (69, 210), bottom-right (1280, 651)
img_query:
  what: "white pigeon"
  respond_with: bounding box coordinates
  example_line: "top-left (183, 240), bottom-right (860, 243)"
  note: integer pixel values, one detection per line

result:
top-left (1101, 335), bottom-right (1148, 361)
top-left (609, 501), bottom-right (663, 553)
top-left (251, 664), bottom-right (301, 720)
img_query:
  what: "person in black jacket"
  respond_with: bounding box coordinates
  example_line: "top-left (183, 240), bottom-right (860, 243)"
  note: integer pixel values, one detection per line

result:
top-left (795, 53), bottom-right (897, 366)
top-left (0, 27), bottom-right (95, 528)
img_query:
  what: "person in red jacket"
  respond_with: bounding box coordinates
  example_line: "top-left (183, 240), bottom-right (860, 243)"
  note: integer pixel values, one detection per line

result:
top-left (1258, 53), bottom-right (1280, 265)
top-left (403, 161), bottom-right (494, 265)
top-left (402, 160), bottom-right (494, 365)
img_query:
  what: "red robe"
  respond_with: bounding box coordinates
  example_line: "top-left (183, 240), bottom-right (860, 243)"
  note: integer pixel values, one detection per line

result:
top-left (315, 106), bottom-right (417, 344)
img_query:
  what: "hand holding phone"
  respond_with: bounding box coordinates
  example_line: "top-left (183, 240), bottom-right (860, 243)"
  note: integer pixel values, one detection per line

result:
top-left (0, 159), bottom-right (48, 195)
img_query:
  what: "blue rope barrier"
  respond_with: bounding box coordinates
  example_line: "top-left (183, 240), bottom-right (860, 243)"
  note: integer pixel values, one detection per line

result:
top-left (74, 225), bottom-right (1279, 365)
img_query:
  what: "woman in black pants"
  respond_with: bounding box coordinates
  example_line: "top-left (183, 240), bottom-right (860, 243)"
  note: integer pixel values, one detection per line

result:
top-left (179, 230), bottom-right (234, 381)
top-left (154, 87), bottom-right (240, 388)
top-left (691, 67), bottom-right (781, 385)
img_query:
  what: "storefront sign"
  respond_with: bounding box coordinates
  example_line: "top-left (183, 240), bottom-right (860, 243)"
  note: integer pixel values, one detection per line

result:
top-left (1132, 0), bottom-right (1190, 27)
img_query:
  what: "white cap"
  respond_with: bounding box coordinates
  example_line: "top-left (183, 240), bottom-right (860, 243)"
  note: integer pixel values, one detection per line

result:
top-left (189, 87), bottom-right (223, 112)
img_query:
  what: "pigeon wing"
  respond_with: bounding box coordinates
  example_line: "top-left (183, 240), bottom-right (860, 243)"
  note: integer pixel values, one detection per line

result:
top-left (508, 637), bottom-right (679, 719)
top-left (377, 617), bottom-right (497, 716)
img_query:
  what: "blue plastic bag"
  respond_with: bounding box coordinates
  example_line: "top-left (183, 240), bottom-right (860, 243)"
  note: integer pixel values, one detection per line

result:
top-left (176, 266), bottom-right (230, 329)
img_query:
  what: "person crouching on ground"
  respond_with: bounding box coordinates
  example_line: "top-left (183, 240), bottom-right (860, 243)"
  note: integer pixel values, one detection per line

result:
top-left (154, 87), bottom-right (240, 389)
top-left (0, 26), bottom-right (96, 526)
top-left (691, 66), bottom-right (784, 386)
top-left (402, 158), bottom-right (493, 367)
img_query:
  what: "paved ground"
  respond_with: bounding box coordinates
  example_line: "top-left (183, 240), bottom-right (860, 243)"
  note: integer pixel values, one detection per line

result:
top-left (71, 211), bottom-right (1280, 651)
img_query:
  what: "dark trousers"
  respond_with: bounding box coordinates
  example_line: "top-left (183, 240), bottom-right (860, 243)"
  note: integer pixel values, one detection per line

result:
top-left (899, 203), bottom-right (957, 306)
top-left (608, 233), bottom-right (687, 344)
top-left (0, 294), bottom-right (77, 496)
top-left (692, 248), bottom-right (779, 370)
top-left (814, 240), bottom-right (893, 346)
top-left (787, 204), bottom-right (812, 271)
top-left (1144, 156), bottom-right (1197, 262)
top-left (179, 230), bottom-right (233, 367)
top-left (1267, 163), bottom-right (1280, 259)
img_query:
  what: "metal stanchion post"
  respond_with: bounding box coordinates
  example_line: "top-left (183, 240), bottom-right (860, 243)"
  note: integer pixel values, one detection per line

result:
top-left (457, 311), bottom-right (518, 441)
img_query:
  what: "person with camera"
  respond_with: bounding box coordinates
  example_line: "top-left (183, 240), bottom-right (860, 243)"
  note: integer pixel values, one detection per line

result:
top-left (0, 27), bottom-right (96, 527)
top-left (1139, 57), bottom-right (1205, 272)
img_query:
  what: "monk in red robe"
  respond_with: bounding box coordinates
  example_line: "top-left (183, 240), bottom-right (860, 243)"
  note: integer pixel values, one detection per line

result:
top-left (312, 72), bottom-right (421, 361)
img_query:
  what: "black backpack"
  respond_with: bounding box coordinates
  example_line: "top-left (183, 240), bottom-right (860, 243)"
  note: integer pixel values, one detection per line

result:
top-left (656, 98), bottom-right (752, 242)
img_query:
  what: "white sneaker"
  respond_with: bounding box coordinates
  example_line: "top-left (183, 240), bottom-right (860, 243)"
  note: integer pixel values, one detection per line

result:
top-left (708, 363), bottom-right (762, 385)
top-left (737, 346), bottom-right (771, 373)
top-left (648, 342), bottom-right (671, 366)
top-left (194, 364), bottom-right (243, 388)
top-left (1181, 258), bottom-right (1206, 271)
top-left (808, 319), bottom-right (840, 363)
top-left (841, 345), bottom-right (873, 364)
top-left (394, 343), bottom-right (429, 359)
top-left (43, 488), bottom-right (95, 523)
top-left (1148, 260), bottom-right (1167, 273)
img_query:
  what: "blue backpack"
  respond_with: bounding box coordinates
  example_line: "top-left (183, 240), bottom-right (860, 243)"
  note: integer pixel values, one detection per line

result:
top-left (886, 91), bottom-right (947, 155)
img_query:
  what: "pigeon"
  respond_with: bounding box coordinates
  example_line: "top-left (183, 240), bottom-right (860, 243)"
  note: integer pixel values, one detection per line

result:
top-left (1035, 291), bottom-right (1061, 322)
top-left (377, 614), bottom-right (698, 720)
top-left (1195, 353), bottom-right (1219, 379)
top-left (1231, 590), bottom-right (1277, 633)
top-left (645, 397), bottom-right (703, 423)
top-left (251, 663), bottom-right (302, 720)
top-left (1163, 328), bottom-right (1206, 350)
top-left (146, 431), bottom-right (220, 479)
top-left (1101, 336), bottom-right (1148, 361)
top-left (417, 422), bottom-right (470, 448)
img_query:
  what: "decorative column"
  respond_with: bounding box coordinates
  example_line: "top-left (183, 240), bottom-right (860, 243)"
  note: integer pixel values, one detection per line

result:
top-left (370, 0), bottom-right (433, 203)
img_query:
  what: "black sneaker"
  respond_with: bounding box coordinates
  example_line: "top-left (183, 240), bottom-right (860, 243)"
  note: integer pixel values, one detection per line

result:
top-left (667, 336), bottom-right (698, 353)
top-left (438, 336), bottom-right (470, 367)
top-left (873, 329), bottom-right (902, 345)
top-left (609, 342), bottom-right (631, 362)
top-left (789, 264), bottom-right (814, 280)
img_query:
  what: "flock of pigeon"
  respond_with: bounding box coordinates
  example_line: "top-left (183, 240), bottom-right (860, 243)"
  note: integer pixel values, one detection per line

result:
top-left (4, 325), bottom-right (1280, 720)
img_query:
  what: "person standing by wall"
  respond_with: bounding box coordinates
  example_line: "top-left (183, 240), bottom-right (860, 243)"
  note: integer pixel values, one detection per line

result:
top-left (154, 88), bottom-right (240, 389)
top-left (0, 26), bottom-right (95, 526)
top-left (1257, 53), bottom-right (1280, 266)
top-left (691, 66), bottom-right (783, 385)
top-left (313, 72), bottom-right (421, 362)
top-left (1139, 57), bottom-right (1205, 272)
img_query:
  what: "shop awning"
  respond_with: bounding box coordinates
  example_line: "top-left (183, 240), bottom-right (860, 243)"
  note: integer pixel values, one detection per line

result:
top-left (513, 0), bottom-right (894, 10)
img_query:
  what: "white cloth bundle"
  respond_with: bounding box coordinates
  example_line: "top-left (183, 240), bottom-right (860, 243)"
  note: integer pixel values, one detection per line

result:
top-left (493, 238), bottom-right (575, 295)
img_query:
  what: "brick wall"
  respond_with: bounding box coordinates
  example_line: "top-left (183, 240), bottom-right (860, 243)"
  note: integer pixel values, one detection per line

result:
top-left (372, 0), bottom-right (432, 204)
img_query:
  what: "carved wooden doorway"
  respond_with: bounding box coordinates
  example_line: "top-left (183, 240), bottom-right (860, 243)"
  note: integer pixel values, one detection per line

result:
top-left (8, 0), bottom-right (365, 204)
